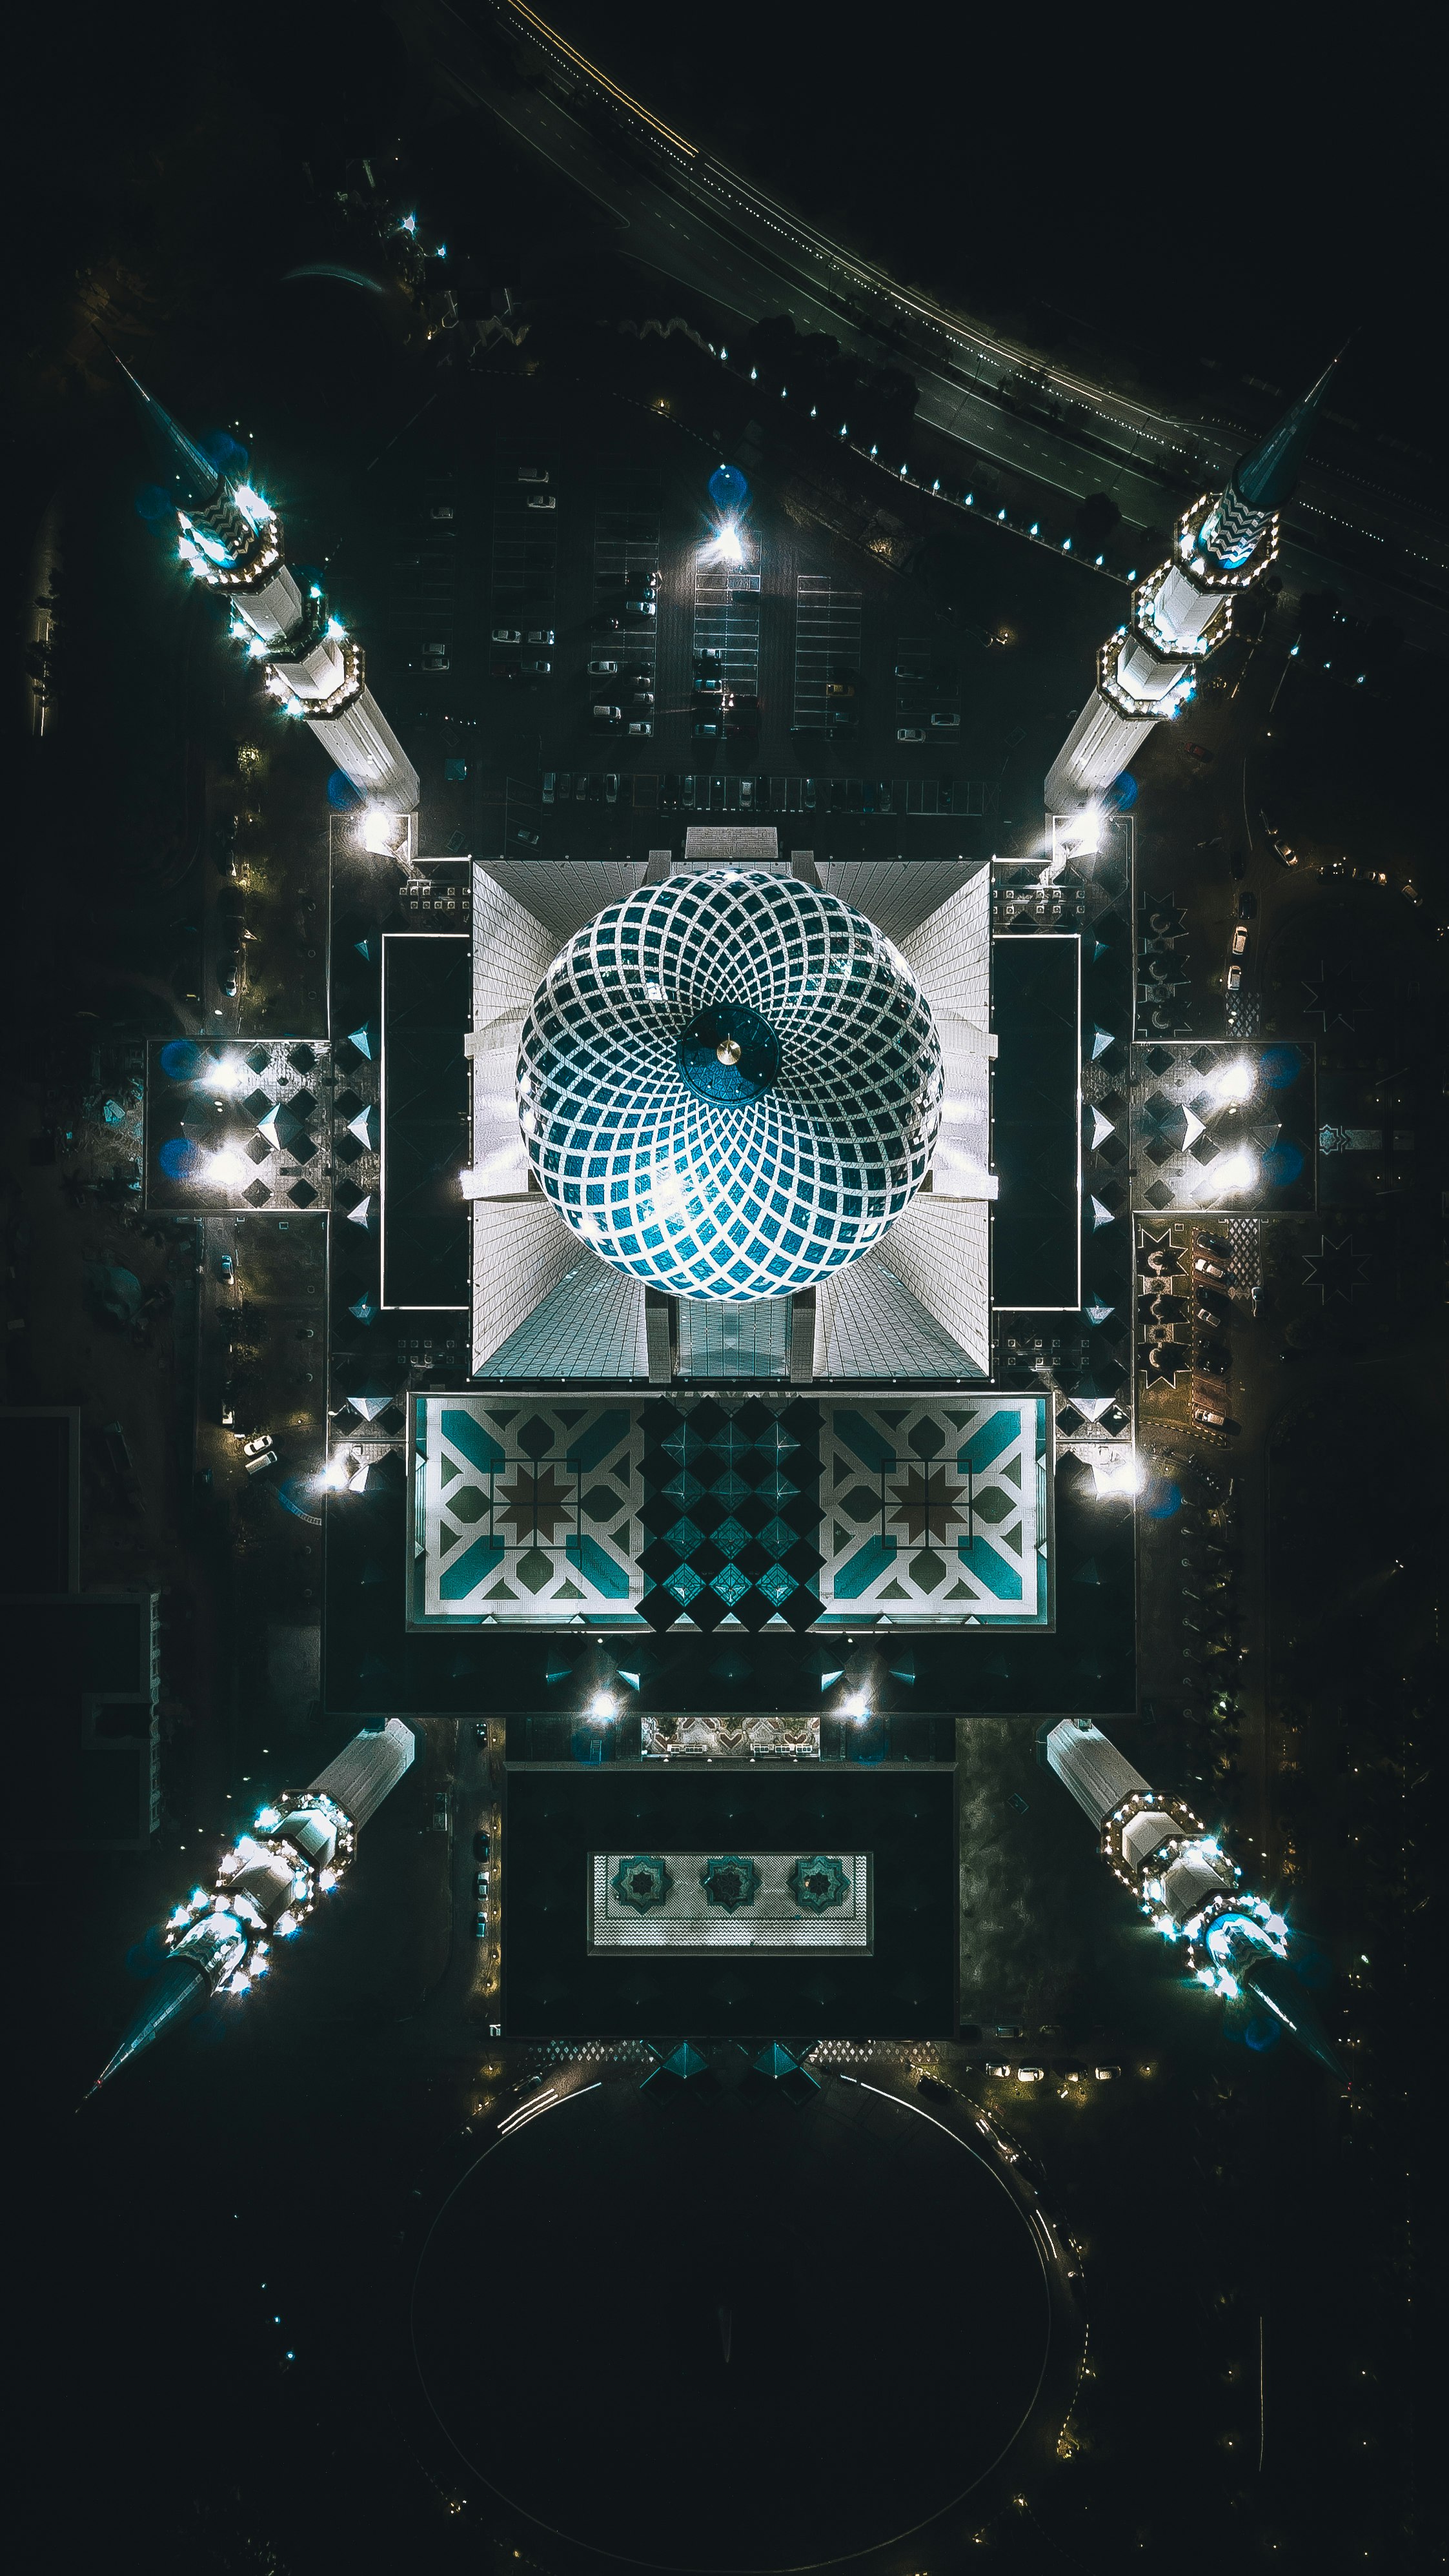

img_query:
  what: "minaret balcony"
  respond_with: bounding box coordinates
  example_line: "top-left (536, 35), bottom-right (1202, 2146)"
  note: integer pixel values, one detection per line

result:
top-left (265, 633), bottom-right (366, 720)
top-left (1173, 491), bottom-right (1279, 593)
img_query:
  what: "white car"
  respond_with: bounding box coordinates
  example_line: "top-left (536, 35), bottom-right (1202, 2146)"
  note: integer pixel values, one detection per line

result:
top-left (588, 659), bottom-right (618, 676)
top-left (627, 720), bottom-right (653, 736)
top-left (491, 627), bottom-right (522, 644)
top-left (527, 492), bottom-right (556, 512)
top-left (896, 726), bottom-right (925, 743)
top-left (593, 704), bottom-right (622, 724)
top-left (1016, 2064), bottom-right (1045, 2082)
top-left (527, 629), bottom-right (555, 646)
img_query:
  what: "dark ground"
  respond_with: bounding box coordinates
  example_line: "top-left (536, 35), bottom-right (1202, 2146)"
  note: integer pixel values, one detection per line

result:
top-left (4, 8), bottom-right (1441, 2573)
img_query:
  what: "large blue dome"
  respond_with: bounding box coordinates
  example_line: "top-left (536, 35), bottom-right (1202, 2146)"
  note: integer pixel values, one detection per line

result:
top-left (516, 870), bottom-right (942, 1301)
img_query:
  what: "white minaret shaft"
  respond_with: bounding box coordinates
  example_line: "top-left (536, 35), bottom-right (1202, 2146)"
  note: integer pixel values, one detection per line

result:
top-left (117, 353), bottom-right (420, 814)
top-left (1045, 360), bottom-right (1341, 814)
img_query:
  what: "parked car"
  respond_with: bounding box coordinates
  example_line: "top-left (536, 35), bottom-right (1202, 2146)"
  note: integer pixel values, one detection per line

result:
top-left (491, 627), bottom-right (522, 644)
top-left (1191, 1403), bottom-right (1227, 1429)
top-left (1017, 2065), bottom-right (1045, 2082)
top-left (476, 1871), bottom-right (490, 1898)
top-left (472, 1832), bottom-right (491, 1862)
top-left (623, 597), bottom-right (656, 617)
top-left (738, 778), bottom-right (755, 809)
top-left (693, 720), bottom-right (720, 738)
top-left (593, 704), bottom-right (622, 725)
top-left (473, 1721), bottom-right (487, 1743)
top-left (517, 465), bottom-right (549, 484)
top-left (241, 1431), bottom-right (274, 1458)
top-left (603, 774), bottom-right (619, 802)
top-left (421, 642), bottom-right (449, 671)
top-left (522, 659), bottom-right (551, 676)
top-left (474, 1912), bottom-right (488, 1938)
top-left (526, 492), bottom-right (556, 511)
top-left (588, 658), bottom-right (618, 676)
top-left (526, 629), bottom-right (555, 646)
top-left (1193, 1253), bottom-right (1232, 1284)
top-left (1237, 889), bottom-right (1257, 919)
top-left (244, 1448), bottom-right (277, 1477)
top-left (542, 771), bottom-right (557, 803)
top-left (897, 726), bottom-right (925, 742)
top-left (627, 720), bottom-right (653, 736)
top-left (429, 502), bottom-right (454, 521)
top-left (631, 690), bottom-right (654, 707)
top-left (1230, 925), bottom-right (1249, 958)
top-left (217, 1251), bottom-right (234, 1281)
top-left (930, 711), bottom-right (960, 729)
top-left (894, 662), bottom-right (927, 681)
top-left (986, 2061), bottom-right (1012, 2078)
top-left (1226, 964), bottom-right (1242, 992)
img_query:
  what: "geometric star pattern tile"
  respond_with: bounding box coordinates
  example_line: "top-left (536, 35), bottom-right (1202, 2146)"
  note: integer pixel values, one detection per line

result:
top-left (413, 1392), bottom-right (1052, 1630)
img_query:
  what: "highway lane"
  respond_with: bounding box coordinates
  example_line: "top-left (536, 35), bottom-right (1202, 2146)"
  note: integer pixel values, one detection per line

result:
top-left (414, 0), bottom-right (1449, 640)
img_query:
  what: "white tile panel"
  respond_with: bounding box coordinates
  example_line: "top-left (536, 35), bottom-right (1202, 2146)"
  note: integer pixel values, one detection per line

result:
top-left (819, 859), bottom-right (978, 944)
top-left (476, 860), bottom-right (646, 948)
top-left (898, 866), bottom-right (992, 1028)
top-left (471, 1195), bottom-right (580, 1370)
top-left (870, 1195), bottom-right (991, 1374)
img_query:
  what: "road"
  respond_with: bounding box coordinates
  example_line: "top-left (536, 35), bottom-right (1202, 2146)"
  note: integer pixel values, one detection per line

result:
top-left (409, 0), bottom-right (1449, 643)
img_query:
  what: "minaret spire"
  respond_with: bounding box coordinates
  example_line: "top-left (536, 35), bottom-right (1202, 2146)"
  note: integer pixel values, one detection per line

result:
top-left (111, 345), bottom-right (419, 820)
top-left (1044, 354), bottom-right (1343, 815)
top-left (105, 336), bottom-right (227, 510)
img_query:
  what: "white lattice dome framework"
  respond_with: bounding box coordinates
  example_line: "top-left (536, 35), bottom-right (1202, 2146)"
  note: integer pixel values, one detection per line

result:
top-left (515, 871), bottom-right (943, 1301)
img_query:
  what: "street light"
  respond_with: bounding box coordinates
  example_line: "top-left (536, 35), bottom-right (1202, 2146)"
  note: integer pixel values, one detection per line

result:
top-left (1210, 1148), bottom-right (1258, 1195)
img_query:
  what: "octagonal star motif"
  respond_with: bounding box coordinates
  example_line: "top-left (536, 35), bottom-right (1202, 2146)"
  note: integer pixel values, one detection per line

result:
top-left (788, 1853), bottom-right (851, 1913)
top-left (611, 1854), bottom-right (672, 1914)
top-left (700, 1853), bottom-right (759, 1912)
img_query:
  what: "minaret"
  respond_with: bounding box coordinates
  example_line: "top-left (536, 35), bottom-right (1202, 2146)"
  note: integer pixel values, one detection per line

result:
top-left (1045, 1717), bottom-right (1338, 2070)
top-left (116, 353), bottom-right (419, 817)
top-left (88, 1721), bottom-right (414, 2095)
top-left (1044, 360), bottom-right (1340, 815)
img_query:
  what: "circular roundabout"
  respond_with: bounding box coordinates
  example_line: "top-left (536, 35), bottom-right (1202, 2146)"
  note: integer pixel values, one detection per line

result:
top-left (411, 2072), bottom-right (1054, 2570)
top-left (514, 871), bottom-right (943, 1302)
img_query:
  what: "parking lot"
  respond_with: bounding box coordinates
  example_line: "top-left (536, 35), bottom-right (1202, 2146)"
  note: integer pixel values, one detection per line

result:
top-left (360, 372), bottom-right (1113, 864)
